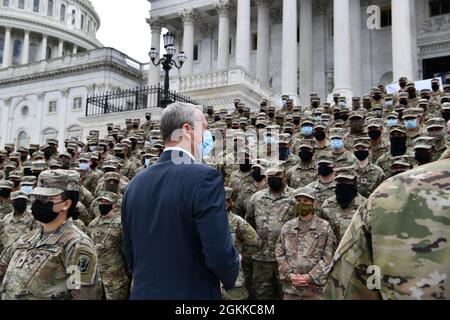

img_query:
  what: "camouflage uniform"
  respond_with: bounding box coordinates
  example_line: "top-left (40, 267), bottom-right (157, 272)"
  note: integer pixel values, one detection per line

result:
top-left (325, 157), bottom-right (450, 300)
top-left (87, 192), bottom-right (130, 300)
top-left (351, 162), bottom-right (385, 199)
top-left (287, 144), bottom-right (318, 190)
top-left (245, 163), bottom-right (296, 300)
top-left (306, 179), bottom-right (336, 210)
top-left (229, 168), bottom-right (254, 204)
top-left (0, 180), bottom-right (14, 220)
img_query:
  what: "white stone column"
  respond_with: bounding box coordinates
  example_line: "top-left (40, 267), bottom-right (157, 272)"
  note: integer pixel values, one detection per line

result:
top-left (216, 0), bottom-right (230, 69)
top-left (58, 39), bottom-right (64, 57)
top-left (41, 34), bottom-right (48, 60)
top-left (235, 0), bottom-right (251, 71)
top-left (256, 0), bottom-right (270, 85)
top-left (147, 16), bottom-right (163, 87)
top-left (57, 89), bottom-right (69, 145)
top-left (282, 0), bottom-right (298, 98)
top-left (299, 0), bottom-right (313, 106)
top-left (349, 0), bottom-right (362, 98)
top-left (333, 0), bottom-right (353, 99)
top-left (21, 30), bottom-right (30, 65)
top-left (392, 0), bottom-right (415, 81)
top-left (72, 45), bottom-right (78, 55)
top-left (180, 8), bottom-right (196, 76)
top-left (0, 98), bottom-right (12, 146)
top-left (2, 27), bottom-right (12, 68)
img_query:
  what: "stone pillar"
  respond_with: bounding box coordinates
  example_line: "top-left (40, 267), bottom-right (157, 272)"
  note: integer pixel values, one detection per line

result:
top-left (216, 0), bottom-right (230, 69)
top-left (392, 0), bottom-right (415, 81)
top-left (282, 0), bottom-right (298, 98)
top-left (72, 45), bottom-right (78, 55)
top-left (41, 34), bottom-right (48, 60)
top-left (146, 16), bottom-right (163, 87)
top-left (58, 39), bottom-right (64, 57)
top-left (2, 27), bottom-right (12, 68)
top-left (0, 98), bottom-right (12, 146)
top-left (299, 0), bottom-right (313, 106)
top-left (180, 8), bottom-right (196, 76)
top-left (57, 89), bottom-right (69, 145)
top-left (21, 30), bottom-right (30, 65)
top-left (350, 0), bottom-right (362, 98)
top-left (235, 0), bottom-right (251, 71)
top-left (256, 0), bottom-right (271, 85)
top-left (333, 0), bottom-right (353, 99)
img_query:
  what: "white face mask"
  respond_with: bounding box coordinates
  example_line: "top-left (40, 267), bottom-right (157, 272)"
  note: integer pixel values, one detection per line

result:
top-left (79, 162), bottom-right (90, 171)
top-left (20, 185), bottom-right (33, 194)
top-left (144, 159), bottom-right (151, 167)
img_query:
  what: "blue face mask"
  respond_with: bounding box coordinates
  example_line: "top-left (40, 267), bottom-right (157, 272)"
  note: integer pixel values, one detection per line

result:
top-left (144, 159), bottom-right (151, 167)
top-left (20, 186), bottom-right (33, 194)
top-left (404, 119), bottom-right (417, 130)
top-left (339, 102), bottom-right (346, 108)
top-left (265, 136), bottom-right (275, 145)
top-left (198, 130), bottom-right (213, 159)
top-left (315, 115), bottom-right (321, 122)
top-left (301, 126), bottom-right (313, 136)
top-left (387, 118), bottom-right (397, 127)
top-left (79, 162), bottom-right (90, 171)
top-left (385, 101), bottom-right (393, 108)
top-left (330, 139), bottom-right (344, 151)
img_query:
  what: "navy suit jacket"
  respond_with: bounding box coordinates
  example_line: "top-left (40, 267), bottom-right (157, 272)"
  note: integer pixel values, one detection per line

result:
top-left (122, 149), bottom-right (240, 300)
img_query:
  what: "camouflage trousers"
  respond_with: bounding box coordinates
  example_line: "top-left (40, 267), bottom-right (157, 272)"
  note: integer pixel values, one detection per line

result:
top-left (252, 260), bottom-right (283, 300)
top-left (222, 287), bottom-right (249, 300)
top-left (242, 257), bottom-right (255, 300)
top-left (283, 293), bottom-right (321, 300)
top-left (101, 270), bottom-right (131, 300)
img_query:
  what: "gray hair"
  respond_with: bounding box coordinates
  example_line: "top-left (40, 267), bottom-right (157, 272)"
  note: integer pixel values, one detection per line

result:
top-left (160, 102), bottom-right (203, 143)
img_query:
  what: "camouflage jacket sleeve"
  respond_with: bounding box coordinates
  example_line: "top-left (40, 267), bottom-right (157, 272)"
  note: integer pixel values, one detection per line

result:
top-left (324, 204), bottom-right (381, 300)
top-left (64, 238), bottom-right (103, 300)
top-left (245, 193), bottom-right (257, 230)
top-left (319, 202), bottom-right (340, 241)
top-left (275, 228), bottom-right (293, 281)
top-left (308, 224), bottom-right (336, 286)
top-left (0, 241), bottom-right (16, 288)
top-left (236, 217), bottom-right (261, 257)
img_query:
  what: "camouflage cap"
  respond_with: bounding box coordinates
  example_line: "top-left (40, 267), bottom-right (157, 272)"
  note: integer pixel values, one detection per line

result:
top-left (97, 191), bottom-right (119, 203)
top-left (279, 133), bottom-right (291, 144)
top-left (317, 154), bottom-right (334, 165)
top-left (426, 118), bottom-right (446, 130)
top-left (58, 152), bottom-right (72, 159)
top-left (113, 143), bottom-right (126, 151)
top-left (294, 187), bottom-right (316, 200)
top-left (251, 159), bottom-right (268, 175)
top-left (301, 118), bottom-right (315, 126)
top-left (431, 78), bottom-right (440, 84)
top-left (5, 162), bottom-right (16, 169)
top-left (386, 112), bottom-right (399, 119)
top-left (40, 144), bottom-right (51, 151)
top-left (391, 155), bottom-right (414, 168)
top-left (390, 124), bottom-right (406, 134)
top-left (0, 150), bottom-right (6, 157)
top-left (4, 143), bottom-right (14, 149)
top-left (442, 102), bottom-right (450, 110)
top-left (366, 118), bottom-right (383, 128)
top-left (335, 167), bottom-right (356, 180)
top-left (66, 143), bottom-right (78, 151)
top-left (224, 187), bottom-right (233, 200)
top-left (31, 169), bottom-right (80, 197)
top-left (398, 92), bottom-right (408, 99)
top-left (11, 190), bottom-right (29, 201)
top-left (48, 159), bottom-right (63, 168)
top-left (399, 76), bottom-right (408, 81)
top-left (103, 160), bottom-right (118, 170)
top-left (349, 111), bottom-right (364, 120)
top-left (329, 128), bottom-right (346, 139)
top-left (17, 146), bottom-right (28, 153)
top-left (21, 176), bottom-right (37, 186)
top-left (9, 152), bottom-right (20, 159)
top-left (31, 161), bottom-right (48, 171)
top-left (22, 161), bottom-right (32, 169)
top-left (78, 153), bottom-right (90, 161)
top-left (265, 161), bottom-right (286, 176)
top-left (314, 122), bottom-right (327, 130)
top-left (353, 138), bottom-right (371, 148)
top-left (402, 108), bottom-right (419, 119)
top-left (104, 172), bottom-right (121, 182)
top-left (413, 136), bottom-right (435, 150)
top-left (29, 144), bottom-right (40, 150)
top-left (362, 95), bottom-right (372, 100)
top-left (0, 180), bottom-right (14, 190)
top-left (8, 170), bottom-right (23, 179)
top-left (297, 139), bottom-right (314, 149)
top-left (47, 138), bottom-right (58, 145)
top-left (406, 81), bottom-right (415, 88)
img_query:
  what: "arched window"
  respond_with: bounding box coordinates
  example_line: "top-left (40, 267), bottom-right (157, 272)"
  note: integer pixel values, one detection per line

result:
top-left (87, 20), bottom-right (91, 33)
top-left (0, 36), bottom-right (4, 65)
top-left (47, 0), bottom-right (54, 16)
top-left (46, 46), bottom-right (52, 60)
top-left (17, 131), bottom-right (29, 148)
top-left (29, 43), bottom-right (38, 62)
top-left (81, 14), bottom-right (85, 30)
top-left (60, 3), bottom-right (66, 21)
top-left (71, 9), bottom-right (76, 25)
top-left (66, 125), bottom-right (82, 140)
top-left (33, 0), bottom-right (40, 13)
top-left (41, 128), bottom-right (57, 145)
top-left (18, 0), bottom-right (25, 9)
top-left (3, 0), bottom-right (10, 8)
top-left (12, 39), bottom-right (22, 65)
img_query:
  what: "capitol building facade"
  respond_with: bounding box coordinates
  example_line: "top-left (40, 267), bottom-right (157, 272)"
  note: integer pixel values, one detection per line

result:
top-left (1, 0), bottom-right (450, 148)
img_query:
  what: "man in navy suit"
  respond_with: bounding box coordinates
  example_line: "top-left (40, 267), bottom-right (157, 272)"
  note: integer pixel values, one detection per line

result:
top-left (122, 102), bottom-right (240, 300)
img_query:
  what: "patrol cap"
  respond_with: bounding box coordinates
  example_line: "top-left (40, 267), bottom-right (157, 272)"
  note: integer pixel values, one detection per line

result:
top-left (21, 176), bottom-right (37, 186)
top-left (8, 171), bottom-right (24, 179)
top-left (390, 124), bottom-right (406, 134)
top-left (97, 191), bottom-right (119, 203)
top-left (386, 112), bottom-right (399, 119)
top-left (251, 159), bottom-right (268, 175)
top-left (17, 146), bottom-right (28, 153)
top-left (10, 190), bottom-right (29, 201)
top-left (265, 161), bottom-right (286, 176)
top-left (104, 172), bottom-right (121, 182)
top-left (353, 138), bottom-right (371, 148)
top-left (4, 143), bottom-right (14, 149)
top-left (29, 144), bottom-right (40, 150)
top-left (0, 180), bottom-right (14, 190)
top-left (9, 152), bottom-right (20, 160)
top-left (103, 160), bottom-right (118, 170)
top-left (113, 143), bottom-right (126, 151)
top-left (301, 118), bottom-right (314, 126)
top-left (402, 109), bottom-right (418, 119)
top-left (442, 102), bottom-right (450, 110)
top-left (398, 92), bottom-right (408, 99)
top-left (349, 111), bottom-right (364, 120)
top-left (297, 139), bottom-right (314, 149)
top-left (279, 134), bottom-right (291, 145)
top-left (426, 118), bottom-right (445, 130)
top-left (391, 156), bottom-right (413, 168)
top-left (329, 128), bottom-right (346, 139)
top-left (294, 187), bottom-right (316, 200)
top-left (317, 154), bottom-right (334, 165)
top-left (224, 187), bottom-right (233, 200)
top-left (5, 162), bottom-right (16, 170)
top-left (78, 153), bottom-right (90, 161)
top-left (399, 76), bottom-right (408, 82)
top-left (32, 161), bottom-right (48, 171)
top-left (366, 118), bottom-right (383, 129)
top-left (362, 95), bottom-right (372, 101)
top-left (413, 137), bottom-right (435, 150)
top-left (31, 169), bottom-right (80, 197)
top-left (431, 78), bottom-right (440, 84)
top-left (335, 167), bottom-right (356, 180)
top-left (406, 81), bottom-right (415, 88)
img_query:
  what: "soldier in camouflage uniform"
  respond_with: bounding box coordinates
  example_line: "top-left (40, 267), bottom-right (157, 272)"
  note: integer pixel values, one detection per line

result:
top-left (276, 187), bottom-right (336, 300)
top-left (367, 119), bottom-right (389, 163)
top-left (312, 123), bottom-right (330, 160)
top-left (287, 140), bottom-right (318, 189)
top-left (413, 137), bottom-right (436, 166)
top-left (425, 118), bottom-right (448, 160)
top-left (402, 108), bottom-right (423, 149)
top-left (345, 112), bottom-right (367, 151)
top-left (222, 187), bottom-right (260, 300)
top-left (329, 128), bottom-right (357, 168)
top-left (229, 149), bottom-right (254, 203)
top-left (306, 155), bottom-right (337, 209)
top-left (0, 170), bottom-right (103, 300)
top-left (0, 180), bottom-right (14, 220)
top-left (0, 191), bottom-right (36, 253)
top-left (351, 138), bottom-right (385, 198)
top-left (87, 192), bottom-right (130, 300)
top-left (325, 155), bottom-right (450, 300)
top-left (245, 161), bottom-right (296, 300)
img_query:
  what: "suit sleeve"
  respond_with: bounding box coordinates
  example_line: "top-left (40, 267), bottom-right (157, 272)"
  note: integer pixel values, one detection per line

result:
top-left (193, 168), bottom-right (240, 290)
top-left (121, 188), bottom-right (134, 273)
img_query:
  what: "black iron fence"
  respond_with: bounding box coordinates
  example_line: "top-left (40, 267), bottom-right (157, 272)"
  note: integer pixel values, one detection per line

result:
top-left (85, 85), bottom-right (199, 117)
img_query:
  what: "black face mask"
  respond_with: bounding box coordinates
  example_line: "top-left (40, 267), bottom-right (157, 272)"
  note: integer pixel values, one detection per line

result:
top-left (20, 155), bottom-right (28, 162)
top-left (368, 130), bottom-right (382, 141)
top-left (31, 200), bottom-right (61, 224)
top-left (29, 150), bottom-right (36, 157)
top-left (442, 111), bottom-right (450, 122)
top-left (314, 130), bottom-right (326, 141)
top-left (131, 141), bottom-right (137, 150)
top-left (12, 180), bottom-right (21, 189)
top-left (298, 149), bottom-right (314, 162)
top-left (115, 153), bottom-right (125, 159)
top-left (107, 127), bottom-right (113, 132)
top-left (90, 161), bottom-right (98, 170)
top-left (432, 84), bottom-right (440, 91)
top-left (415, 150), bottom-right (433, 165)
top-left (32, 171), bottom-right (41, 179)
top-left (399, 82), bottom-right (407, 88)
top-left (146, 116), bottom-right (151, 121)
top-left (0, 189), bottom-right (12, 199)
top-left (44, 149), bottom-right (52, 160)
top-left (23, 168), bottom-right (33, 176)
top-left (293, 118), bottom-right (301, 126)
top-left (335, 183), bottom-right (358, 209)
top-left (133, 124), bottom-right (139, 129)
top-left (341, 114), bottom-right (350, 122)
top-left (267, 177), bottom-right (284, 192)
top-left (279, 147), bottom-right (290, 161)
top-left (99, 204), bottom-right (113, 216)
top-left (390, 136), bottom-right (407, 156)
top-left (268, 112), bottom-right (275, 118)
top-left (13, 199), bottom-right (28, 214)
top-left (312, 101), bottom-right (319, 108)
top-left (334, 112), bottom-right (342, 121)
top-left (240, 162), bottom-right (252, 173)
top-left (318, 165), bottom-right (333, 177)
top-left (354, 150), bottom-right (369, 161)
top-left (252, 169), bottom-right (265, 182)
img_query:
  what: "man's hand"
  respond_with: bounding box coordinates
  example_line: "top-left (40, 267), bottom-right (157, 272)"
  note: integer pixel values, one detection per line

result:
top-left (291, 274), bottom-right (311, 288)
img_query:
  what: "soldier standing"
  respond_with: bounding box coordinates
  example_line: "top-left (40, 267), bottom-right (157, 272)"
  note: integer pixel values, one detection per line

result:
top-left (306, 155), bottom-right (337, 209)
top-left (0, 180), bottom-right (14, 220)
top-left (287, 140), bottom-right (318, 189)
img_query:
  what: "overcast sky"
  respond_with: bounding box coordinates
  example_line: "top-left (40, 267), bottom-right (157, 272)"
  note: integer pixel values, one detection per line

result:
top-left (91, 0), bottom-right (152, 63)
